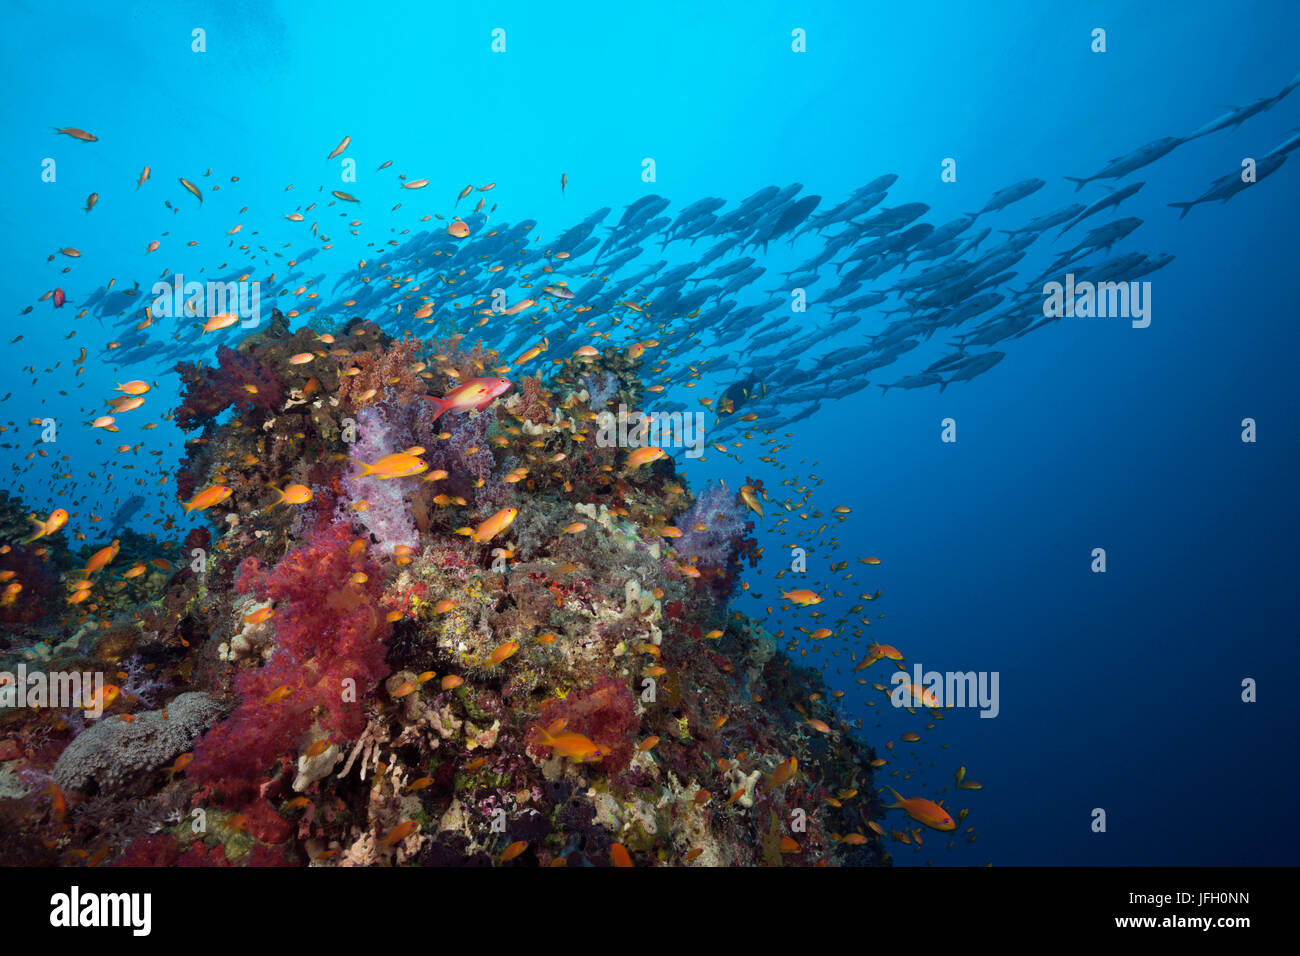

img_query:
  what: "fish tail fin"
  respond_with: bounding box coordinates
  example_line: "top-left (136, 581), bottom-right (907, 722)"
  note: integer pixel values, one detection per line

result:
top-left (453, 527), bottom-right (474, 538)
top-left (21, 517), bottom-right (46, 545)
top-left (963, 211), bottom-right (980, 220)
top-left (424, 395), bottom-right (451, 422)
top-left (877, 384), bottom-right (890, 395)
top-left (883, 785), bottom-right (905, 809)
top-left (939, 379), bottom-right (949, 393)
top-left (1167, 202), bottom-right (1195, 220)
top-left (347, 457), bottom-right (374, 477)
top-left (1064, 176), bottom-right (1088, 192)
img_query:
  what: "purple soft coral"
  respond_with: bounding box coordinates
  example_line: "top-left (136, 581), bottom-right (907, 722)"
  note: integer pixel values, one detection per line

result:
top-left (340, 403), bottom-right (419, 555)
top-left (673, 481), bottom-right (749, 571)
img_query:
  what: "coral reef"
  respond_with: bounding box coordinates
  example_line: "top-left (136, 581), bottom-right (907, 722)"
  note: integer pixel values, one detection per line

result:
top-left (0, 325), bottom-right (886, 868)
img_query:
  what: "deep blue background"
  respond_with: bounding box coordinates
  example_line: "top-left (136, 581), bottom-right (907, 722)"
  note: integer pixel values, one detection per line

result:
top-left (1, 1), bottom-right (1296, 865)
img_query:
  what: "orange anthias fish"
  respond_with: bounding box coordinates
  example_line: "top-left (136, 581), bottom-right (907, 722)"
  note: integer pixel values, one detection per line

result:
top-left (184, 484), bottom-right (232, 513)
top-left (349, 450), bottom-right (428, 480)
top-left (271, 484), bottom-right (313, 506)
top-left (457, 507), bottom-right (518, 544)
top-left (244, 607), bottom-right (274, 625)
top-left (424, 378), bottom-right (512, 423)
top-left (167, 753), bottom-right (194, 778)
top-left (882, 786), bottom-right (956, 831)
top-left (764, 755), bottom-right (798, 791)
top-left (24, 508), bottom-right (68, 543)
top-left (780, 589), bottom-right (823, 606)
top-left (82, 539), bottom-right (120, 575)
top-left (83, 683), bottom-right (120, 715)
top-left (487, 641), bottom-right (520, 665)
top-left (627, 446), bottom-right (666, 470)
top-left (500, 840), bottom-right (528, 863)
top-left (897, 681), bottom-right (939, 709)
top-left (382, 820), bottom-right (420, 847)
top-left (531, 723), bottom-right (607, 763)
top-left (610, 843), bottom-right (633, 867)
top-left (201, 313), bottom-right (239, 333)
top-left (514, 338), bottom-right (549, 365)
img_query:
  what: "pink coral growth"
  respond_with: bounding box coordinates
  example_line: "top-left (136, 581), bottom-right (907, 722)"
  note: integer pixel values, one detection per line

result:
top-left (190, 524), bottom-right (391, 802)
top-left (174, 345), bottom-right (284, 431)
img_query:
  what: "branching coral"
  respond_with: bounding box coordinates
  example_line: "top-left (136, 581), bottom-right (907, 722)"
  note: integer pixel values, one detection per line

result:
top-left (513, 376), bottom-right (552, 425)
top-left (338, 336), bottom-right (425, 408)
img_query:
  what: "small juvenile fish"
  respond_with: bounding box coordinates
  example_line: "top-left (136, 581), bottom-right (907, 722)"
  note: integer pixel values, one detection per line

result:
top-left (500, 840), bottom-right (528, 863)
top-left (327, 135), bottom-right (351, 160)
top-left (53, 127), bottom-right (98, 142)
top-left (382, 820), bottom-right (420, 847)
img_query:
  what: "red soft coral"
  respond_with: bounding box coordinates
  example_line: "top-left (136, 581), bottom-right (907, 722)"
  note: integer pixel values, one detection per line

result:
top-left (190, 525), bottom-right (391, 803)
top-left (174, 345), bottom-right (284, 432)
top-left (532, 678), bottom-right (639, 774)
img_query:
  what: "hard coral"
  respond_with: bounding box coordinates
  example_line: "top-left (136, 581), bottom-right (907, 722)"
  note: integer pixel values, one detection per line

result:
top-left (52, 692), bottom-right (229, 796)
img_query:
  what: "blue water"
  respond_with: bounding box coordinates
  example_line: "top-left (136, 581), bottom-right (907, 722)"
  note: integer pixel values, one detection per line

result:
top-left (2, 0), bottom-right (1296, 865)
